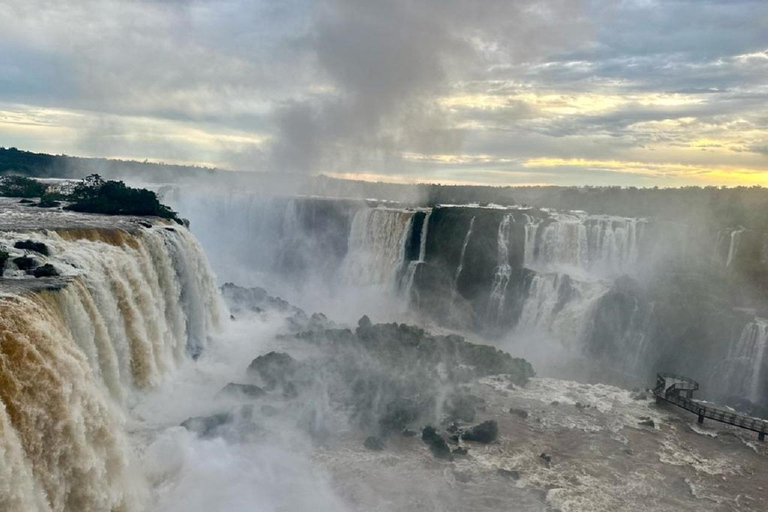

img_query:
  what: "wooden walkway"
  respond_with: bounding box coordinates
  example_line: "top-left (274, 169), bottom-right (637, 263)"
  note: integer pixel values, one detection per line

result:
top-left (653, 373), bottom-right (767, 441)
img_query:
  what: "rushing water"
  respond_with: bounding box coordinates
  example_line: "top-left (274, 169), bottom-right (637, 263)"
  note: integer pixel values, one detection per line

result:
top-left (0, 223), bottom-right (222, 512)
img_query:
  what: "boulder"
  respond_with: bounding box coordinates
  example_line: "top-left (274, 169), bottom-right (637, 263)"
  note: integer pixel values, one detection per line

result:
top-left (452, 447), bottom-right (468, 456)
top-left (14, 240), bottom-right (49, 256)
top-left (539, 453), bottom-right (552, 466)
top-left (364, 436), bottom-right (385, 451)
top-left (497, 468), bottom-right (520, 480)
top-left (422, 426), bottom-right (453, 461)
top-left (13, 256), bottom-right (37, 272)
top-left (460, 420), bottom-right (498, 444)
top-left (33, 264), bottom-right (59, 278)
top-left (181, 412), bottom-right (232, 437)
top-left (509, 407), bottom-right (529, 419)
top-left (247, 351), bottom-right (304, 391)
top-left (638, 418), bottom-right (655, 428)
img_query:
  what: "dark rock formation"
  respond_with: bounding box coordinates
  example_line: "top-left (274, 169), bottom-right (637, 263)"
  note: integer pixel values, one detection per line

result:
top-left (32, 264), bottom-right (58, 278)
top-left (181, 412), bottom-right (232, 437)
top-left (0, 250), bottom-right (8, 274)
top-left (460, 420), bottom-right (498, 444)
top-left (497, 468), bottom-right (520, 480)
top-left (14, 240), bottom-right (49, 256)
top-left (638, 418), bottom-right (655, 428)
top-left (509, 407), bottom-right (529, 419)
top-left (539, 453), bottom-right (552, 466)
top-left (247, 352), bottom-right (304, 391)
top-left (422, 426), bottom-right (453, 460)
top-left (13, 256), bottom-right (37, 272)
top-left (364, 436), bottom-right (385, 451)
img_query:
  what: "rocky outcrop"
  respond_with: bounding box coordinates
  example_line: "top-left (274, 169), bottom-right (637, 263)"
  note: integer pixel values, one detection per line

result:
top-left (14, 240), bottom-right (49, 256)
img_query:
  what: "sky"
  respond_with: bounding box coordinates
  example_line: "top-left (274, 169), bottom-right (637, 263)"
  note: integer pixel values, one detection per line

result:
top-left (0, 0), bottom-right (766, 187)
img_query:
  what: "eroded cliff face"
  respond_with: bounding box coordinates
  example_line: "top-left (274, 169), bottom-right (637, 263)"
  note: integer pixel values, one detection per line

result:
top-left (163, 189), bottom-right (768, 410)
top-left (0, 207), bottom-right (222, 512)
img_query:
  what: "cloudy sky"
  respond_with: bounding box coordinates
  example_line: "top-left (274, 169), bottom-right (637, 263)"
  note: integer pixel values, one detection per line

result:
top-left (0, 0), bottom-right (766, 186)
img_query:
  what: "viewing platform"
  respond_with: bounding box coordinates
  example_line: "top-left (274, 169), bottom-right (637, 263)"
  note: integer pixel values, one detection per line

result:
top-left (653, 373), bottom-right (767, 441)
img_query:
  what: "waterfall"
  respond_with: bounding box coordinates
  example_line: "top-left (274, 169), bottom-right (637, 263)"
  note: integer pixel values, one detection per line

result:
top-left (517, 273), bottom-right (609, 344)
top-left (725, 227), bottom-right (744, 268)
top-left (453, 216), bottom-right (476, 288)
top-left (0, 224), bottom-right (222, 512)
top-left (721, 318), bottom-right (768, 402)
top-left (399, 211), bottom-right (432, 302)
top-left (523, 214), bottom-right (541, 267)
top-left (487, 214), bottom-right (513, 324)
top-left (526, 213), bottom-right (642, 276)
top-left (341, 208), bottom-right (415, 289)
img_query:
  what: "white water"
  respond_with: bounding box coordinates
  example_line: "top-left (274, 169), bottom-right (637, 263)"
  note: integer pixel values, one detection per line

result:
top-left (399, 211), bottom-right (432, 303)
top-left (341, 208), bottom-right (415, 290)
top-left (516, 274), bottom-right (610, 348)
top-left (488, 214), bottom-right (513, 324)
top-left (721, 318), bottom-right (768, 402)
top-left (525, 213), bottom-right (642, 277)
top-left (453, 216), bottom-right (476, 289)
top-left (725, 227), bottom-right (745, 268)
top-left (0, 224), bottom-right (223, 512)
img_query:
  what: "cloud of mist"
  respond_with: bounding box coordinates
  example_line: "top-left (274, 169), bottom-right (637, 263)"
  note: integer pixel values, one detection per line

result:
top-left (270, 0), bottom-right (590, 174)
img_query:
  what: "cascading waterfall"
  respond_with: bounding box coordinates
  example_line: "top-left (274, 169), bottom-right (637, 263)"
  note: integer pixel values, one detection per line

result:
top-left (523, 214), bottom-right (541, 267)
top-left (725, 227), bottom-right (744, 268)
top-left (517, 273), bottom-right (610, 344)
top-left (720, 318), bottom-right (768, 402)
top-left (399, 211), bottom-right (432, 302)
top-left (453, 216), bottom-right (476, 289)
top-left (0, 224), bottom-right (222, 512)
top-left (341, 208), bottom-right (415, 289)
top-left (526, 213), bottom-right (642, 276)
top-left (487, 214), bottom-right (513, 324)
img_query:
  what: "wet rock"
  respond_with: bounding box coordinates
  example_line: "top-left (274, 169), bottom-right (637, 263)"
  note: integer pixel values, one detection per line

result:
top-left (422, 426), bottom-right (453, 461)
top-left (181, 412), bottom-right (232, 437)
top-left (219, 382), bottom-right (266, 399)
top-left (638, 418), bottom-right (655, 428)
top-left (402, 429), bottom-right (418, 437)
top-left (509, 407), bottom-right (529, 419)
top-left (452, 447), bottom-right (468, 456)
top-left (33, 264), bottom-right (59, 278)
top-left (631, 391), bottom-right (649, 401)
top-left (18, 199), bottom-right (34, 204)
top-left (364, 436), bottom-right (385, 451)
top-left (461, 420), bottom-right (498, 444)
top-left (247, 351), bottom-right (304, 391)
top-left (0, 251), bottom-right (9, 274)
top-left (575, 402), bottom-right (588, 410)
top-left (138, 221), bottom-right (153, 228)
top-left (13, 256), bottom-right (37, 272)
top-left (497, 468), bottom-right (520, 480)
top-left (539, 453), bottom-right (552, 466)
top-left (550, 401), bottom-right (560, 406)
top-left (14, 240), bottom-right (49, 256)
top-left (358, 315), bottom-right (373, 330)
top-left (453, 471), bottom-right (472, 483)
top-left (379, 397), bottom-right (420, 434)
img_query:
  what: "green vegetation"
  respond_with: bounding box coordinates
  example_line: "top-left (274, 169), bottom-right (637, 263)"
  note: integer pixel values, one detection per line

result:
top-left (0, 175), bottom-right (46, 198)
top-left (65, 174), bottom-right (178, 220)
top-left (0, 173), bottom-right (178, 220)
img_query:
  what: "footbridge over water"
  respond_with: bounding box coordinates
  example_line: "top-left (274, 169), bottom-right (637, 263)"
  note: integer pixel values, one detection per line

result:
top-left (653, 373), bottom-right (767, 441)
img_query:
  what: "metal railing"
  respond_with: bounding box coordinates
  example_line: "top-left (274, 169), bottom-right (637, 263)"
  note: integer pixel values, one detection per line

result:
top-left (653, 373), bottom-right (767, 441)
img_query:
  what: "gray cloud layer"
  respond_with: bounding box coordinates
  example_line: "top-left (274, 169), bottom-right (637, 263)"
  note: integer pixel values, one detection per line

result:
top-left (0, 0), bottom-right (766, 185)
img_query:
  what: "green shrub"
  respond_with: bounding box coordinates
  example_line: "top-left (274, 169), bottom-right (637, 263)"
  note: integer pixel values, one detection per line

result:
top-left (0, 175), bottom-right (46, 198)
top-left (64, 174), bottom-right (178, 220)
